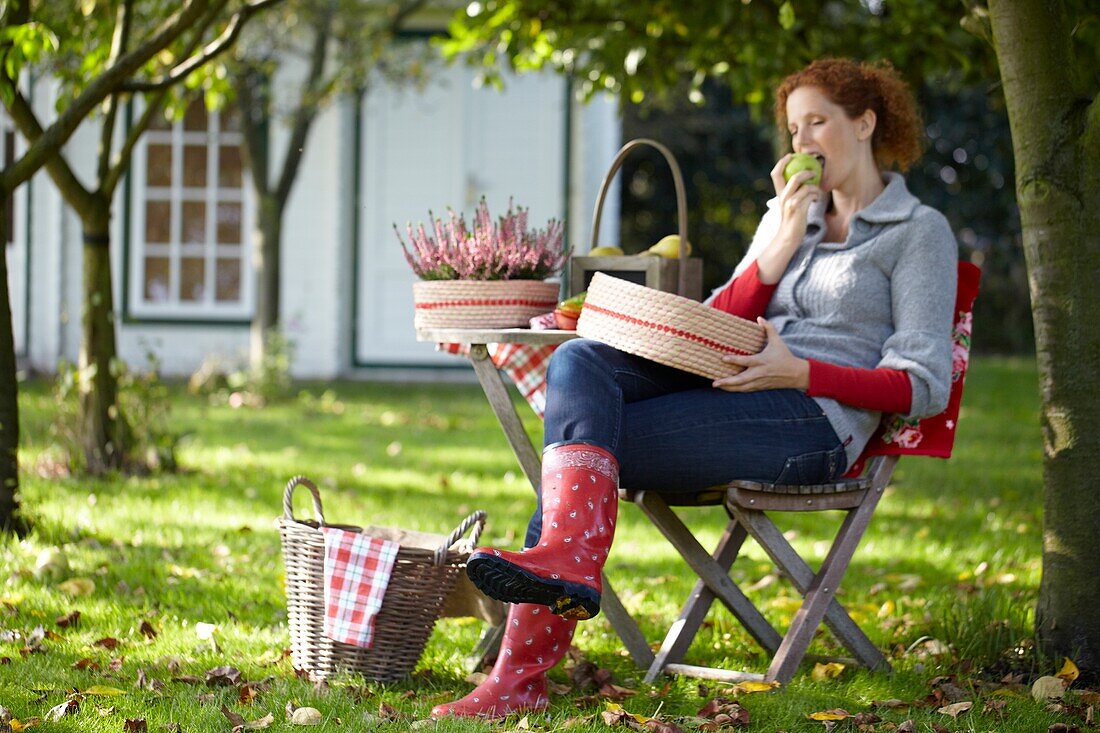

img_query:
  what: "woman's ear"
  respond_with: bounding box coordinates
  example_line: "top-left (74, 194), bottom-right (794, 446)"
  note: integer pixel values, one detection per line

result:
top-left (857, 109), bottom-right (877, 141)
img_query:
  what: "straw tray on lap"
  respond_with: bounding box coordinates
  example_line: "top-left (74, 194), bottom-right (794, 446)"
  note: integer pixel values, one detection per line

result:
top-left (576, 272), bottom-right (765, 380)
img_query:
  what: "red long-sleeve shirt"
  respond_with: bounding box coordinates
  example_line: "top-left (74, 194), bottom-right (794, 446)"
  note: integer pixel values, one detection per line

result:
top-left (708, 261), bottom-right (912, 414)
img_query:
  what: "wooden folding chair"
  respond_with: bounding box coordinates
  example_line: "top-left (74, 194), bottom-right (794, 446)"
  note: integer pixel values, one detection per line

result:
top-left (603, 263), bottom-right (980, 684)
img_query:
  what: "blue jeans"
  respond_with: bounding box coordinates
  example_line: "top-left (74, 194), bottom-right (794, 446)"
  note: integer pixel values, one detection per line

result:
top-left (524, 339), bottom-right (846, 546)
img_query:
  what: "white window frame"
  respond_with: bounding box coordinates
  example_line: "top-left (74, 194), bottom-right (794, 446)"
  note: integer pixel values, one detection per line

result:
top-left (128, 103), bottom-right (254, 320)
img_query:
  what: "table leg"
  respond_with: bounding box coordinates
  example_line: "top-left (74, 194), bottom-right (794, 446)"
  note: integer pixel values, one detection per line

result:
top-left (468, 344), bottom-right (543, 489)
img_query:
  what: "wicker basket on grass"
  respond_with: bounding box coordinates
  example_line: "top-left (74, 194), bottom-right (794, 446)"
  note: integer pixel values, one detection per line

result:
top-left (277, 475), bottom-right (485, 681)
top-left (577, 272), bottom-right (766, 380)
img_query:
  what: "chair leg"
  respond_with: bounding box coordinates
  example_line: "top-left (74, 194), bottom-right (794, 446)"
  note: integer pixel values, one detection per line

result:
top-left (644, 518), bottom-right (755, 683)
top-left (635, 492), bottom-right (783, 656)
top-left (600, 571), bottom-right (656, 669)
top-left (728, 494), bottom-right (890, 683)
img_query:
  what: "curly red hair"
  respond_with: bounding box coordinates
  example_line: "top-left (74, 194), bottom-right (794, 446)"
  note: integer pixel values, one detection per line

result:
top-left (774, 58), bottom-right (923, 172)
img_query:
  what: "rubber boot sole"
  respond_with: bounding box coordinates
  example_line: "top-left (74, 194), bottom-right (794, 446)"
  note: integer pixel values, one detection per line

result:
top-left (466, 553), bottom-right (601, 620)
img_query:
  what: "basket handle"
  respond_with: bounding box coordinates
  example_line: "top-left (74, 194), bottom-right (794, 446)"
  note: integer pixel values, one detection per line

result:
top-left (433, 510), bottom-right (487, 566)
top-left (283, 475), bottom-right (325, 526)
top-left (589, 138), bottom-right (690, 297)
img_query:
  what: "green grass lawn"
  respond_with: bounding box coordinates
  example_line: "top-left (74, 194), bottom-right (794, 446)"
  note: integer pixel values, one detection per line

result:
top-left (0, 356), bottom-right (1085, 732)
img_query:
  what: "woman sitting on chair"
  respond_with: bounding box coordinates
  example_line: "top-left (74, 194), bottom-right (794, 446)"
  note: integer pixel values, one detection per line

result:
top-left (433, 57), bottom-right (958, 719)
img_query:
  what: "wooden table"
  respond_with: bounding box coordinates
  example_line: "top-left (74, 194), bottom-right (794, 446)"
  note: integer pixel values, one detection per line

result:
top-left (416, 328), bottom-right (656, 670)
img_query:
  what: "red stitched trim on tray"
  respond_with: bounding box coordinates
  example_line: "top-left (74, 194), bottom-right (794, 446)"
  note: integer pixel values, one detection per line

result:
top-left (416, 298), bottom-right (558, 310)
top-left (583, 303), bottom-right (756, 355)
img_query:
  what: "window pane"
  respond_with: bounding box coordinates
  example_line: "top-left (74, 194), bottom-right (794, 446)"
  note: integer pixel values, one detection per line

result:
top-left (144, 257), bottom-right (170, 302)
top-left (182, 201), bottom-right (206, 244)
top-left (183, 145), bottom-right (207, 187)
top-left (216, 202), bottom-right (242, 245)
top-left (145, 201), bottom-right (171, 243)
top-left (146, 145), bottom-right (172, 187)
top-left (215, 258), bottom-right (241, 302)
top-left (180, 257), bottom-right (205, 302)
top-left (218, 145), bottom-right (242, 188)
top-left (183, 100), bottom-right (208, 131)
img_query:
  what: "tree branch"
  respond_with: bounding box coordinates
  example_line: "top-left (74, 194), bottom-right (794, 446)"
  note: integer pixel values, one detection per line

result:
top-left (273, 6), bottom-right (332, 208)
top-left (122, 0), bottom-right (286, 93)
top-left (97, 0), bottom-right (134, 188)
top-left (0, 0), bottom-right (214, 192)
top-left (235, 62), bottom-right (271, 197)
top-left (0, 76), bottom-right (94, 219)
top-left (102, 1), bottom-right (223, 197)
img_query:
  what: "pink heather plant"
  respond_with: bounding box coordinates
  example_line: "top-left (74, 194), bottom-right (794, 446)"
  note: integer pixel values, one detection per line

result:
top-left (396, 198), bottom-right (568, 281)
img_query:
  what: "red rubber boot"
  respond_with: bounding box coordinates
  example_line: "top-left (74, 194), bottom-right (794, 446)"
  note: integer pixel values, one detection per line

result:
top-left (466, 442), bottom-right (619, 620)
top-left (430, 603), bottom-right (576, 719)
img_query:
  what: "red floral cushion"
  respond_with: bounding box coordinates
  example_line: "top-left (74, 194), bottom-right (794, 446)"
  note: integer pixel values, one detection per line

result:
top-left (844, 262), bottom-right (982, 477)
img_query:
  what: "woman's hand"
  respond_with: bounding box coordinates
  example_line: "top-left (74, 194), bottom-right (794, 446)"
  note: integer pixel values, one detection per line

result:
top-left (755, 155), bottom-right (823, 284)
top-left (771, 154), bottom-right (822, 246)
top-left (712, 318), bottom-right (810, 392)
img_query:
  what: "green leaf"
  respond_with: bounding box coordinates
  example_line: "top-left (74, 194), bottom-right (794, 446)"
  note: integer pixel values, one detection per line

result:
top-left (778, 2), bottom-right (796, 30)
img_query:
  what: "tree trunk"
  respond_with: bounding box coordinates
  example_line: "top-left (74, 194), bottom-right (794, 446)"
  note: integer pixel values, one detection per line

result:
top-left (249, 193), bottom-right (282, 369)
top-left (0, 195), bottom-right (22, 533)
top-left (989, 0), bottom-right (1100, 680)
top-left (80, 212), bottom-right (131, 474)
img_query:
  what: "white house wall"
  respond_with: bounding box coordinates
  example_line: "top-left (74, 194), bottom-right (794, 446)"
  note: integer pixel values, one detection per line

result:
top-left (16, 61), bottom-right (620, 379)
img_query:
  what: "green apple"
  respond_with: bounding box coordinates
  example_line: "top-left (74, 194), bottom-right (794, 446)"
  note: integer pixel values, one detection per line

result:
top-left (588, 245), bottom-right (624, 256)
top-left (783, 153), bottom-right (823, 186)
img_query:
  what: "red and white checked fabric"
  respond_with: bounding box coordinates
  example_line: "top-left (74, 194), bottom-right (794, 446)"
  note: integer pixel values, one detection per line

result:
top-left (438, 313), bottom-right (559, 418)
top-left (320, 527), bottom-right (400, 648)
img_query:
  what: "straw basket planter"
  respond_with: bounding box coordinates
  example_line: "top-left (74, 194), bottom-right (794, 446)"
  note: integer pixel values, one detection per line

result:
top-left (577, 272), bottom-right (766, 380)
top-left (277, 476), bottom-right (485, 681)
top-left (412, 279), bottom-right (560, 330)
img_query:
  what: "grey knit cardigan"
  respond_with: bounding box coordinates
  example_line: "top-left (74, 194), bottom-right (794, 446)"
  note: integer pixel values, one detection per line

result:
top-left (707, 173), bottom-right (959, 468)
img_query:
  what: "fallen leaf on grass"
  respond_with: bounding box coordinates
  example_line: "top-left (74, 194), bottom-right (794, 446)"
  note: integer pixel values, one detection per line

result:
top-left (139, 621), bottom-right (157, 639)
top-left (1033, 675), bottom-right (1069, 700)
top-left (871, 699), bottom-right (909, 710)
top-left (10, 716), bottom-right (41, 731)
top-left (896, 721), bottom-right (915, 733)
top-left (241, 713), bottom-right (275, 730)
top-left (289, 707), bottom-right (322, 726)
top-left (983, 699), bottom-right (1008, 713)
top-left (123, 720), bottom-right (148, 732)
top-left (58, 578), bottom-right (95, 596)
top-left (44, 699), bottom-right (79, 722)
top-left (696, 698), bottom-right (750, 728)
top-left (548, 680), bottom-right (572, 695)
top-left (811, 662), bottom-right (845, 681)
top-left (72, 658), bottom-right (99, 671)
top-left (936, 701), bottom-right (972, 718)
top-left (644, 719), bottom-right (685, 733)
top-left (221, 706), bottom-right (246, 728)
top-left (84, 685), bottom-right (126, 696)
top-left (851, 712), bottom-right (880, 726)
top-left (727, 680), bottom-right (779, 695)
top-left (93, 637), bottom-right (120, 650)
top-left (1057, 658), bottom-right (1080, 683)
top-left (55, 611), bottom-right (80, 628)
top-left (205, 665), bottom-right (242, 686)
top-left (239, 684), bottom-right (258, 705)
top-left (807, 709), bottom-right (849, 721)
top-left (599, 683), bottom-right (637, 701)
top-left (1047, 723), bottom-right (1080, 733)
